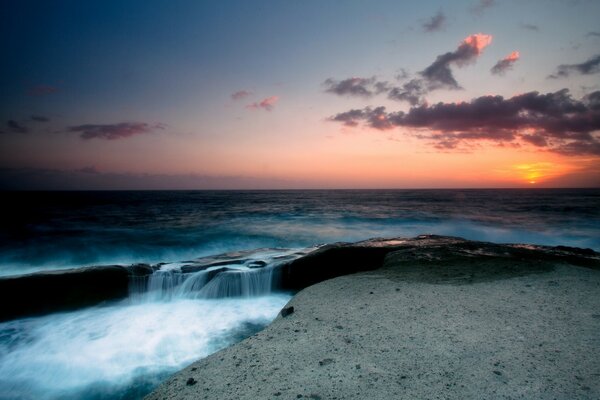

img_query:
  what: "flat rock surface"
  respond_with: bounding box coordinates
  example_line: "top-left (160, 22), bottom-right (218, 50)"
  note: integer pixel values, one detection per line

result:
top-left (147, 240), bottom-right (600, 399)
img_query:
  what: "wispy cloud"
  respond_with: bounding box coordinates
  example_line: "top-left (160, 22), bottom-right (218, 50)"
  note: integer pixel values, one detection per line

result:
top-left (246, 96), bottom-right (279, 111)
top-left (323, 77), bottom-right (389, 98)
top-left (470, 0), bottom-right (495, 16)
top-left (27, 84), bottom-right (59, 96)
top-left (329, 89), bottom-right (600, 156)
top-left (587, 31), bottom-right (600, 38)
top-left (31, 115), bottom-right (50, 122)
top-left (68, 122), bottom-right (164, 140)
top-left (231, 90), bottom-right (252, 100)
top-left (0, 168), bottom-right (299, 190)
top-left (491, 51), bottom-right (520, 75)
top-left (520, 23), bottom-right (540, 32)
top-left (388, 79), bottom-right (428, 106)
top-left (77, 166), bottom-right (100, 174)
top-left (422, 11), bottom-right (446, 32)
top-left (549, 54), bottom-right (600, 78)
top-left (6, 120), bottom-right (29, 133)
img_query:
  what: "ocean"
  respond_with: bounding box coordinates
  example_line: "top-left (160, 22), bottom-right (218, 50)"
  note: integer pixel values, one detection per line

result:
top-left (0, 189), bottom-right (598, 399)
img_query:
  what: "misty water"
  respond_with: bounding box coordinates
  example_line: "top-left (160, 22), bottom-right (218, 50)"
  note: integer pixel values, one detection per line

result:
top-left (0, 189), bottom-right (599, 399)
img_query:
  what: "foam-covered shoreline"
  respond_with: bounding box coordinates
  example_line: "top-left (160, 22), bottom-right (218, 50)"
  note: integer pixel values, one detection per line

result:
top-left (146, 236), bottom-right (600, 399)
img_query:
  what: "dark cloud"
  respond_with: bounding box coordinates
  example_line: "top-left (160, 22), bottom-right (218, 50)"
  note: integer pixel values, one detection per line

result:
top-left (31, 115), bottom-right (50, 122)
top-left (231, 90), bottom-right (252, 100)
top-left (422, 11), bottom-right (446, 32)
top-left (395, 69), bottom-right (410, 81)
top-left (388, 79), bottom-right (428, 106)
top-left (6, 120), bottom-right (29, 134)
top-left (549, 54), bottom-right (600, 78)
top-left (27, 85), bottom-right (59, 96)
top-left (246, 96), bottom-right (279, 111)
top-left (520, 23), bottom-right (540, 31)
top-left (470, 0), bottom-right (495, 16)
top-left (491, 51), bottom-right (520, 75)
top-left (68, 122), bottom-right (164, 140)
top-left (329, 89), bottom-right (600, 156)
top-left (587, 31), bottom-right (600, 38)
top-left (77, 166), bottom-right (100, 174)
top-left (323, 77), bottom-right (389, 98)
top-left (0, 168), bottom-right (299, 190)
top-left (324, 34), bottom-right (493, 106)
top-left (421, 33), bottom-right (492, 89)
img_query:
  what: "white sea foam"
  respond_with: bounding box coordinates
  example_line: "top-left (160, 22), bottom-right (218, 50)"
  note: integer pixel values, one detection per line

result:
top-left (0, 295), bottom-right (290, 399)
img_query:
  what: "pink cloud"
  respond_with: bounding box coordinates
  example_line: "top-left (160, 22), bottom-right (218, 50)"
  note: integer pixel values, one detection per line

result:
top-left (231, 90), bottom-right (252, 100)
top-left (246, 96), bottom-right (279, 111)
top-left (491, 51), bottom-right (520, 75)
top-left (461, 33), bottom-right (493, 55)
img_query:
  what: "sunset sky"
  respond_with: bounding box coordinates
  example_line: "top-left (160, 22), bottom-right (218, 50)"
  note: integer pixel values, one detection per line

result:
top-left (1, 0), bottom-right (599, 189)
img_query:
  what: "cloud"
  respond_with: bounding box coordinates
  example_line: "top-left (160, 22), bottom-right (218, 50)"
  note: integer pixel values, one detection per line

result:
top-left (422, 11), bottom-right (446, 32)
top-left (388, 79), bottom-right (429, 106)
top-left (31, 115), bottom-right (50, 122)
top-left (6, 120), bottom-right (29, 133)
top-left (395, 69), bottom-right (410, 80)
top-left (68, 122), bottom-right (164, 140)
top-left (323, 34), bottom-right (493, 106)
top-left (77, 166), bottom-right (100, 174)
top-left (246, 96), bottom-right (279, 111)
top-left (586, 31), bottom-right (600, 38)
top-left (549, 54), bottom-right (600, 78)
top-left (231, 90), bottom-right (252, 100)
top-left (520, 23), bottom-right (539, 31)
top-left (491, 51), bottom-right (520, 75)
top-left (421, 33), bottom-right (492, 89)
top-left (323, 77), bottom-right (389, 98)
top-left (470, 0), bottom-right (495, 16)
top-left (0, 168), bottom-right (302, 190)
top-left (27, 85), bottom-right (59, 96)
top-left (328, 89), bottom-right (600, 156)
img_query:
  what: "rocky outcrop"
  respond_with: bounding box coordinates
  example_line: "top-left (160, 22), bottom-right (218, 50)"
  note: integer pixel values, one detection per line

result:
top-left (277, 235), bottom-right (599, 290)
top-left (0, 264), bottom-right (152, 321)
top-left (146, 236), bottom-right (600, 400)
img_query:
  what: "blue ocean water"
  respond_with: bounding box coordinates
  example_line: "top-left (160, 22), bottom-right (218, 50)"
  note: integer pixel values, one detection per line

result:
top-left (1, 189), bottom-right (598, 276)
top-left (0, 189), bottom-right (598, 400)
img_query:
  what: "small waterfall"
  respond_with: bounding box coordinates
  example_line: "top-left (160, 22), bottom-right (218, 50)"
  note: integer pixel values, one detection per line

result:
top-left (130, 265), bottom-right (276, 302)
top-left (126, 248), bottom-right (311, 303)
top-left (145, 270), bottom-right (187, 301)
top-left (128, 275), bottom-right (149, 302)
top-left (192, 268), bottom-right (274, 299)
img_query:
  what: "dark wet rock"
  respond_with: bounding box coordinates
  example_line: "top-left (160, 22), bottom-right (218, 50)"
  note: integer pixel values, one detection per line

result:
top-left (277, 235), bottom-right (600, 290)
top-left (186, 378), bottom-right (197, 386)
top-left (281, 306), bottom-right (294, 317)
top-left (247, 261), bottom-right (267, 269)
top-left (318, 358), bottom-right (334, 366)
top-left (0, 265), bottom-right (130, 321)
top-left (127, 263), bottom-right (154, 276)
top-left (181, 259), bottom-right (248, 273)
top-left (278, 240), bottom-right (407, 290)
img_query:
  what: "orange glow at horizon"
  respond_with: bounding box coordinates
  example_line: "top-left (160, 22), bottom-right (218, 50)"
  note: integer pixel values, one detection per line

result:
top-left (510, 162), bottom-right (577, 185)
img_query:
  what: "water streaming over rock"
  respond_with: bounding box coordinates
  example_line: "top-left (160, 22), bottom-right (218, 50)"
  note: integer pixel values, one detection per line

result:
top-left (130, 266), bottom-right (276, 302)
top-left (127, 248), bottom-right (310, 303)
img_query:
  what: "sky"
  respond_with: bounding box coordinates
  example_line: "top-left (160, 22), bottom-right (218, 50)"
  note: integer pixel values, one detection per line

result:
top-left (1, 0), bottom-right (599, 189)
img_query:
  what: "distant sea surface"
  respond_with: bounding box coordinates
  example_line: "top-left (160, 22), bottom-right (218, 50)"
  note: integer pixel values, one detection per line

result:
top-left (1, 189), bottom-right (599, 277)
